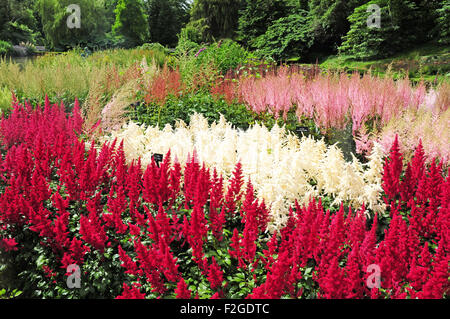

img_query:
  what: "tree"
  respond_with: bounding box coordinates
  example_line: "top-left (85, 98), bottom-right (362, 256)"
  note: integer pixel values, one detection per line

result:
top-left (253, 11), bottom-right (313, 60)
top-left (237, 0), bottom-right (292, 49)
top-left (190, 0), bottom-right (242, 40)
top-left (146, 0), bottom-right (190, 47)
top-left (307, 0), bottom-right (366, 53)
top-left (37, 0), bottom-right (112, 50)
top-left (340, 0), bottom-right (441, 59)
top-left (0, 0), bottom-right (41, 44)
top-left (436, 0), bottom-right (450, 44)
top-left (113, 0), bottom-right (150, 47)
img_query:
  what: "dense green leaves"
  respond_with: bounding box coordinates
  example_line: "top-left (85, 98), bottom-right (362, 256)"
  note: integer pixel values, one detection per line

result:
top-left (190, 0), bottom-right (242, 40)
top-left (0, 0), bottom-right (41, 45)
top-left (253, 12), bottom-right (313, 61)
top-left (339, 0), bottom-right (441, 59)
top-left (113, 0), bottom-right (150, 48)
top-left (237, 0), bottom-right (293, 49)
top-left (146, 0), bottom-right (190, 47)
top-left (37, 0), bottom-right (112, 50)
top-left (437, 0), bottom-right (450, 45)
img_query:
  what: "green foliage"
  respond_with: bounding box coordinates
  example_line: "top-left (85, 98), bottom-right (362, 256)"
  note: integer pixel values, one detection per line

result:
top-left (175, 39), bottom-right (251, 91)
top-left (146, 0), bottom-right (190, 48)
top-left (112, 0), bottom-right (150, 48)
top-left (131, 92), bottom-right (255, 130)
top-left (0, 87), bottom-right (12, 115)
top-left (339, 1), bottom-right (401, 59)
top-left (0, 41), bottom-right (12, 56)
top-left (190, 0), bottom-right (242, 40)
top-left (237, 0), bottom-right (293, 49)
top-left (339, 0), bottom-right (444, 60)
top-left (175, 20), bottom-right (210, 56)
top-left (437, 0), bottom-right (450, 45)
top-left (195, 39), bottom-right (251, 74)
top-left (307, 0), bottom-right (365, 51)
top-left (37, 0), bottom-right (113, 50)
top-left (254, 12), bottom-right (313, 61)
top-left (0, 0), bottom-right (41, 45)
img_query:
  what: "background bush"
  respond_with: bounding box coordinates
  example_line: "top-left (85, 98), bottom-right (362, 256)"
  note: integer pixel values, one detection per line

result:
top-left (0, 41), bottom-right (12, 56)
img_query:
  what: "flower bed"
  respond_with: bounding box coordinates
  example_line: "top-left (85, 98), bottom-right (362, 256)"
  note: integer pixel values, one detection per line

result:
top-left (0, 99), bottom-right (448, 299)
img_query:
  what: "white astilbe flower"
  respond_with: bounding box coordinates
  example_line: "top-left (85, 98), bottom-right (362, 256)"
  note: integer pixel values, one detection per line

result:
top-left (100, 113), bottom-right (386, 231)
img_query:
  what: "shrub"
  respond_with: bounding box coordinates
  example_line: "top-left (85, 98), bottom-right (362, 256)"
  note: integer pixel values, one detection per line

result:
top-left (131, 91), bottom-right (254, 130)
top-left (339, 0), bottom-right (434, 60)
top-left (253, 12), bottom-right (313, 61)
top-left (194, 40), bottom-right (251, 75)
top-left (0, 41), bottom-right (12, 56)
top-left (437, 0), bottom-right (450, 45)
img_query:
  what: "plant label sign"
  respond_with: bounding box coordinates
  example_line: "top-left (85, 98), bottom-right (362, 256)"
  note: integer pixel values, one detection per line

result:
top-left (296, 127), bottom-right (309, 135)
top-left (152, 153), bottom-right (163, 167)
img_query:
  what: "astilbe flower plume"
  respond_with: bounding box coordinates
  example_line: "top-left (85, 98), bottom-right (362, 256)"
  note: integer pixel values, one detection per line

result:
top-left (116, 283), bottom-right (146, 299)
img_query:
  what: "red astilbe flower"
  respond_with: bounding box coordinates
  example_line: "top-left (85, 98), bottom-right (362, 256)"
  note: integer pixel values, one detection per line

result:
top-left (133, 239), bottom-right (167, 295)
top-left (0, 237), bottom-right (18, 251)
top-left (155, 234), bottom-right (180, 283)
top-left (224, 162), bottom-right (244, 217)
top-left (436, 172), bottom-right (450, 244)
top-left (317, 255), bottom-right (345, 299)
top-left (186, 203), bottom-right (208, 269)
top-left (60, 237), bottom-right (90, 270)
top-left (126, 159), bottom-right (142, 208)
top-left (194, 164), bottom-right (211, 208)
top-left (261, 231), bottom-right (279, 269)
top-left (248, 249), bottom-right (293, 299)
top-left (319, 203), bottom-right (345, 270)
top-left (52, 193), bottom-right (70, 251)
top-left (42, 265), bottom-right (57, 281)
top-left (229, 228), bottom-right (246, 269)
top-left (118, 245), bottom-right (138, 276)
top-left (382, 135), bottom-right (403, 202)
top-left (240, 181), bottom-right (259, 265)
top-left (406, 242), bottom-right (433, 292)
top-left (79, 210), bottom-right (109, 254)
top-left (207, 257), bottom-right (224, 291)
top-left (208, 169), bottom-right (225, 241)
top-left (168, 156), bottom-right (182, 208)
top-left (183, 150), bottom-right (201, 208)
top-left (175, 278), bottom-right (192, 299)
top-left (142, 151), bottom-right (173, 208)
top-left (400, 140), bottom-right (426, 203)
top-left (291, 199), bottom-right (322, 267)
top-left (343, 243), bottom-right (365, 299)
top-left (420, 239), bottom-right (450, 299)
top-left (116, 283), bottom-right (146, 299)
top-left (103, 184), bottom-right (128, 234)
top-left (155, 204), bottom-right (173, 244)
